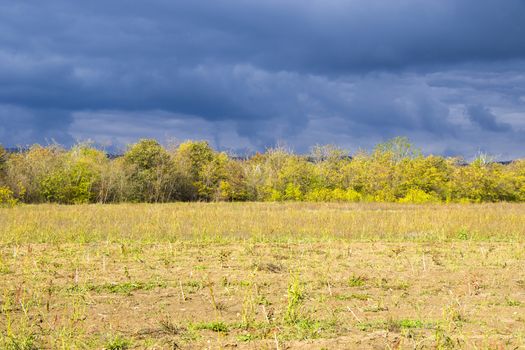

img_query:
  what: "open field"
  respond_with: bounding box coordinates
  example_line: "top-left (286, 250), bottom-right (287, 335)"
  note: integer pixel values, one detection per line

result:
top-left (1, 203), bottom-right (525, 349)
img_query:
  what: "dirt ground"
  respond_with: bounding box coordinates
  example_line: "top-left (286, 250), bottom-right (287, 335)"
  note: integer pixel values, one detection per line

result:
top-left (2, 241), bottom-right (525, 349)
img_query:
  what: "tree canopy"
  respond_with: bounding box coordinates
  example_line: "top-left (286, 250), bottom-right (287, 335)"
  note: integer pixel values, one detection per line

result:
top-left (1, 138), bottom-right (523, 204)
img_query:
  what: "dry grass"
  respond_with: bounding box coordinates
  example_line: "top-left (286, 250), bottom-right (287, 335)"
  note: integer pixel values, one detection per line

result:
top-left (1, 202), bottom-right (525, 243)
top-left (1, 203), bottom-right (525, 349)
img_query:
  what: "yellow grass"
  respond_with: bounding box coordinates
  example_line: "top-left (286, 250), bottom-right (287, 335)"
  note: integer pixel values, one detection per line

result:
top-left (1, 202), bottom-right (525, 243)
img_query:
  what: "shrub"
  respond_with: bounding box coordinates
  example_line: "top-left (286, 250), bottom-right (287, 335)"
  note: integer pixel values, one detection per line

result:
top-left (268, 189), bottom-right (283, 202)
top-left (0, 186), bottom-right (18, 207)
top-left (305, 188), bottom-right (361, 202)
top-left (305, 188), bottom-right (333, 202)
top-left (283, 183), bottom-right (303, 201)
top-left (344, 189), bottom-right (362, 202)
top-left (398, 189), bottom-right (439, 204)
top-left (104, 335), bottom-right (131, 350)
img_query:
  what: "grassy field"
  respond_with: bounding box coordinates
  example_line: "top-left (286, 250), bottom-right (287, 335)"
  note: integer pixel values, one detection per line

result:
top-left (1, 203), bottom-right (525, 349)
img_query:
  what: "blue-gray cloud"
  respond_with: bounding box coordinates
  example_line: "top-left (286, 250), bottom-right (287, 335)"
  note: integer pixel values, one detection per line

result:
top-left (0, 0), bottom-right (525, 158)
top-left (467, 105), bottom-right (512, 132)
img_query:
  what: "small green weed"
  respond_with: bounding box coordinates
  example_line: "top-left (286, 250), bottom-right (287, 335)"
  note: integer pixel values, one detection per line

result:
top-left (457, 228), bottom-right (469, 240)
top-left (347, 274), bottom-right (366, 287)
top-left (335, 293), bottom-right (369, 301)
top-left (505, 297), bottom-right (522, 307)
top-left (237, 333), bottom-right (257, 342)
top-left (67, 280), bottom-right (166, 295)
top-left (1, 334), bottom-right (38, 350)
top-left (284, 274), bottom-right (304, 324)
top-left (191, 321), bottom-right (229, 333)
top-left (357, 318), bottom-right (432, 332)
top-left (104, 335), bottom-right (131, 350)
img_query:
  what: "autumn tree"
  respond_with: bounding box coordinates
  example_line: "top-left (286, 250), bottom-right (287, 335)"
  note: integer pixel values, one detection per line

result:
top-left (174, 140), bottom-right (230, 201)
top-left (309, 144), bottom-right (350, 190)
top-left (5, 145), bottom-right (65, 202)
top-left (0, 137), bottom-right (524, 204)
top-left (124, 139), bottom-right (177, 202)
top-left (507, 160), bottom-right (525, 201)
top-left (38, 145), bottom-right (108, 204)
top-left (450, 155), bottom-right (514, 202)
top-left (0, 145), bottom-right (7, 185)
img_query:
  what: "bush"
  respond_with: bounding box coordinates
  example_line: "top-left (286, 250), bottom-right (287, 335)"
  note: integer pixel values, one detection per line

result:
top-left (305, 188), bottom-right (362, 202)
top-left (283, 183), bottom-right (303, 201)
top-left (305, 188), bottom-right (333, 202)
top-left (268, 189), bottom-right (283, 202)
top-left (0, 186), bottom-right (18, 207)
top-left (344, 189), bottom-right (362, 202)
top-left (398, 189), bottom-right (439, 204)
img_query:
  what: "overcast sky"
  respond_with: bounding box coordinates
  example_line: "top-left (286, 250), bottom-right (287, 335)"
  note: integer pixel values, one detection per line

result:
top-left (1, 0), bottom-right (524, 158)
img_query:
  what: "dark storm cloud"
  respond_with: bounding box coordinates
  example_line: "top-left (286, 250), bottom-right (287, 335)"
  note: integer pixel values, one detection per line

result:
top-left (467, 105), bottom-right (513, 132)
top-left (0, 0), bottom-right (525, 157)
top-left (0, 105), bottom-right (74, 145)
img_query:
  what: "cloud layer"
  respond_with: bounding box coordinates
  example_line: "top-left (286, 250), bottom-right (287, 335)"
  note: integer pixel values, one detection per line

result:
top-left (1, 0), bottom-right (524, 158)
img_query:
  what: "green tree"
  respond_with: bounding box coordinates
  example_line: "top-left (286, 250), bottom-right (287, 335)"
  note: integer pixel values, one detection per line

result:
top-left (124, 139), bottom-right (176, 202)
top-left (343, 149), bottom-right (397, 201)
top-left (33, 144), bottom-right (108, 204)
top-left (508, 160), bottom-right (525, 201)
top-left (251, 147), bottom-right (315, 201)
top-left (310, 144), bottom-right (350, 190)
top-left (97, 156), bottom-right (129, 203)
top-left (5, 145), bottom-right (64, 202)
top-left (1, 137), bottom-right (524, 204)
top-left (216, 159), bottom-right (250, 201)
top-left (174, 140), bottom-right (229, 201)
top-left (175, 141), bottom-right (215, 179)
top-left (449, 156), bottom-right (513, 202)
top-left (0, 145), bottom-right (7, 185)
top-left (375, 137), bottom-right (421, 163)
top-left (394, 155), bottom-right (453, 201)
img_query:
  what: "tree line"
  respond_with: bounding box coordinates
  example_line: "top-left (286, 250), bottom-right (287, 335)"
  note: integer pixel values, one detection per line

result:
top-left (1, 137), bottom-right (524, 205)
